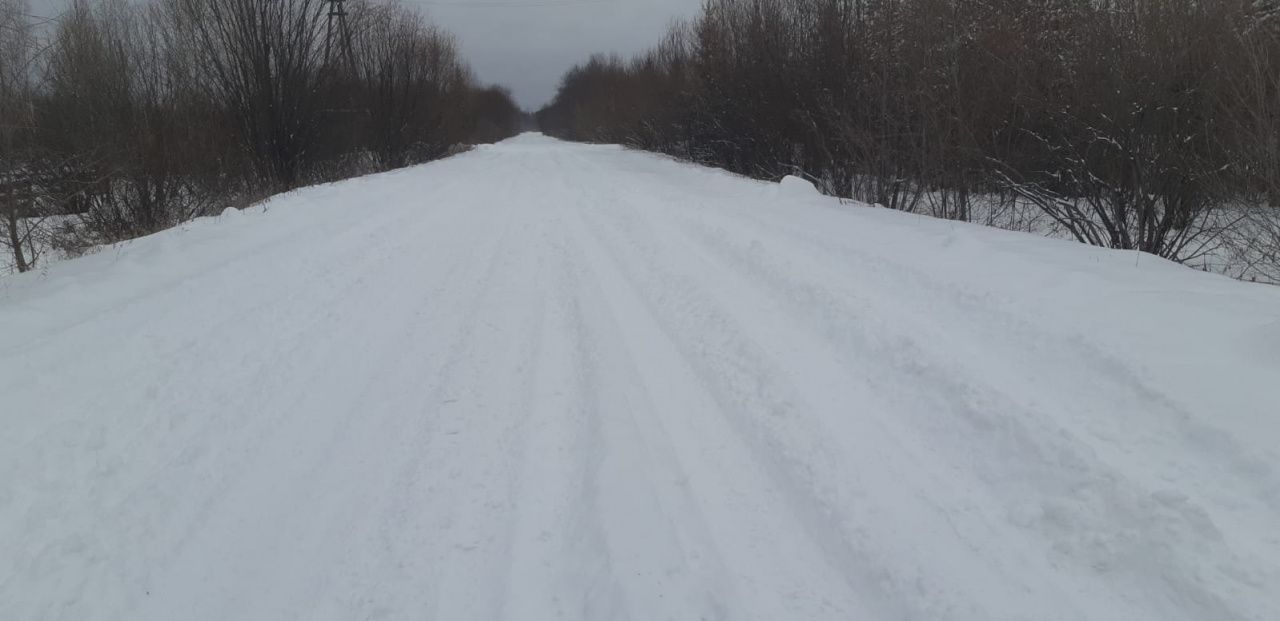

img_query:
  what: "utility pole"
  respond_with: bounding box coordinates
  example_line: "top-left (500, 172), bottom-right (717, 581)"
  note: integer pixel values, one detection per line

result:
top-left (324, 0), bottom-right (352, 69)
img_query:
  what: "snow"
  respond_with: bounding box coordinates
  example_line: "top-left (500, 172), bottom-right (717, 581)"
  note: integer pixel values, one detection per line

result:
top-left (2, 133), bottom-right (1278, 621)
top-left (775, 174), bottom-right (821, 199)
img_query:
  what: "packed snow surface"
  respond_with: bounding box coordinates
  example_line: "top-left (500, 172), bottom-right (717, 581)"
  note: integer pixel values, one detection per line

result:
top-left (2, 134), bottom-right (1278, 621)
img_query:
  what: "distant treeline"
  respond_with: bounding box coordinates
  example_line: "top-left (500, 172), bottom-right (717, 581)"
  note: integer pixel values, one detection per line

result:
top-left (537, 0), bottom-right (1280, 269)
top-left (1, 0), bottom-right (522, 273)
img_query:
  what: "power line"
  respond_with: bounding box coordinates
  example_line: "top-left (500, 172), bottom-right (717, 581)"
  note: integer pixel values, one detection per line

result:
top-left (13, 11), bottom-right (61, 27)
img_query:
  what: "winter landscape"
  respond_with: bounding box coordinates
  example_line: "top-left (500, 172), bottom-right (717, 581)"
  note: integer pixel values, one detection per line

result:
top-left (2, 1), bottom-right (1279, 620)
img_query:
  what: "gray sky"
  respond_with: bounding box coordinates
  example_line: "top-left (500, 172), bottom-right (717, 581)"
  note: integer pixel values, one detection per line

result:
top-left (28, 0), bottom-right (702, 110)
top-left (415, 0), bottom-right (700, 109)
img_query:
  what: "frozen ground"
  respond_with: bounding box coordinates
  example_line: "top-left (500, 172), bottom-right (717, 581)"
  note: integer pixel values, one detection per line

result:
top-left (2, 134), bottom-right (1278, 620)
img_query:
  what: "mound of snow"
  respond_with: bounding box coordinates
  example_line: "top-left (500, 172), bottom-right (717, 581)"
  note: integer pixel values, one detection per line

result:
top-left (776, 175), bottom-right (821, 198)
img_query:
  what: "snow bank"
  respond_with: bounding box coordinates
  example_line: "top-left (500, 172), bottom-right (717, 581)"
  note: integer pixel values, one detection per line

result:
top-left (775, 174), bottom-right (821, 199)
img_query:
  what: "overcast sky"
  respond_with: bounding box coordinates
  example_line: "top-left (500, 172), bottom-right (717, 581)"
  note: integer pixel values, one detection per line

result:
top-left (28, 0), bottom-right (702, 110)
top-left (416, 0), bottom-right (700, 109)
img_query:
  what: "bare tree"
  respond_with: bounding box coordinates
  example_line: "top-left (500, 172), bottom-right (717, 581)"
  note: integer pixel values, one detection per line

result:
top-left (178, 0), bottom-right (330, 191)
top-left (347, 5), bottom-right (475, 168)
top-left (0, 0), bottom-right (40, 272)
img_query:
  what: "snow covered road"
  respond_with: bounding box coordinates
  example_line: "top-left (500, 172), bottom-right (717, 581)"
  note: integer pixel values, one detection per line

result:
top-left (3, 134), bottom-right (1279, 620)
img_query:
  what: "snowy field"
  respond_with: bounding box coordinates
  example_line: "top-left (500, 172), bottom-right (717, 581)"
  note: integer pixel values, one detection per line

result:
top-left (2, 134), bottom-right (1278, 620)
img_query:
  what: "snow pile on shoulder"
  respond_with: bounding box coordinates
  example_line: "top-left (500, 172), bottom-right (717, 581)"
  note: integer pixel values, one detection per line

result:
top-left (775, 174), bottom-right (822, 199)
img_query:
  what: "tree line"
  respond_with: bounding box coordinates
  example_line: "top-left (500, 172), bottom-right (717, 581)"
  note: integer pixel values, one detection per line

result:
top-left (1, 0), bottom-right (522, 273)
top-left (537, 0), bottom-right (1280, 276)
